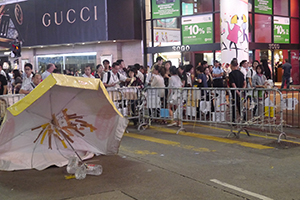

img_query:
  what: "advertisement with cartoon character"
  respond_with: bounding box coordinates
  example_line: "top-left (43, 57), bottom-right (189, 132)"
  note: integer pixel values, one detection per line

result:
top-left (220, 0), bottom-right (249, 65)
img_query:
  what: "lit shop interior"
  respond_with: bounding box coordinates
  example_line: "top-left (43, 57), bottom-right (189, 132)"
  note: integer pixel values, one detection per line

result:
top-left (144, 0), bottom-right (300, 84)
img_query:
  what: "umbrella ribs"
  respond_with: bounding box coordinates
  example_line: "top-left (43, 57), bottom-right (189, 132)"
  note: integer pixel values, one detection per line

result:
top-left (32, 109), bottom-right (97, 149)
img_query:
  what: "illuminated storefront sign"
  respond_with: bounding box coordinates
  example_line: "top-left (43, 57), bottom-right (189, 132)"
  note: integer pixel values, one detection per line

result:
top-left (181, 14), bottom-right (213, 45)
top-left (151, 0), bottom-right (180, 19)
top-left (274, 16), bottom-right (290, 44)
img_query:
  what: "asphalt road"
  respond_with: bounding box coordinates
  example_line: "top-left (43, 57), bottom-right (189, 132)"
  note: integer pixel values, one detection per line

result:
top-left (1, 123), bottom-right (300, 200)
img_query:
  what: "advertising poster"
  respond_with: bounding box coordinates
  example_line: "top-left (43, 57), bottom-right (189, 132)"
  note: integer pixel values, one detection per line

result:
top-left (152, 0), bottom-right (180, 19)
top-left (181, 14), bottom-right (213, 45)
top-left (154, 28), bottom-right (180, 45)
top-left (255, 0), bottom-right (272, 14)
top-left (220, 0), bottom-right (249, 64)
top-left (274, 16), bottom-right (290, 44)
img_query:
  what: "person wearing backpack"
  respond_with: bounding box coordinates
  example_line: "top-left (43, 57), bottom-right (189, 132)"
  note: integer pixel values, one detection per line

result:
top-left (102, 62), bottom-right (134, 88)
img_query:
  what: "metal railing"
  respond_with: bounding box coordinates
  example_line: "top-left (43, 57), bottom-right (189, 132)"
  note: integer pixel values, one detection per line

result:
top-left (139, 87), bottom-right (286, 142)
top-left (279, 88), bottom-right (300, 128)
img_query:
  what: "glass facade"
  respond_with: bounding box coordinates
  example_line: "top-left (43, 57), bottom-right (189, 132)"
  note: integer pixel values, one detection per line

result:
top-left (144, 0), bottom-right (300, 84)
top-left (37, 53), bottom-right (97, 75)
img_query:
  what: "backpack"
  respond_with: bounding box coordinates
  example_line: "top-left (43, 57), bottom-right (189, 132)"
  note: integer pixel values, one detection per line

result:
top-left (106, 71), bottom-right (120, 84)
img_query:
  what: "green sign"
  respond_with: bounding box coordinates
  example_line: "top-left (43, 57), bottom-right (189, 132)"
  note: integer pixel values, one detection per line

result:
top-left (274, 17), bottom-right (290, 44)
top-left (152, 0), bottom-right (180, 19)
top-left (182, 14), bottom-right (213, 45)
top-left (255, 0), bottom-right (272, 15)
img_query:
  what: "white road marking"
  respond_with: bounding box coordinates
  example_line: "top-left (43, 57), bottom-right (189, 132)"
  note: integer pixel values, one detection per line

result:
top-left (210, 179), bottom-right (274, 200)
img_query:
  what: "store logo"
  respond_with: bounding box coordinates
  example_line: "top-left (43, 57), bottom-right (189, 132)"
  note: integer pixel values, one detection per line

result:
top-left (172, 45), bottom-right (190, 52)
top-left (15, 4), bottom-right (23, 25)
top-left (42, 6), bottom-right (98, 27)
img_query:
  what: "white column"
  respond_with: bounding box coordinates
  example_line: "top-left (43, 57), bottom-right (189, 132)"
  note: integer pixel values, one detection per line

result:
top-left (220, 0), bottom-right (249, 65)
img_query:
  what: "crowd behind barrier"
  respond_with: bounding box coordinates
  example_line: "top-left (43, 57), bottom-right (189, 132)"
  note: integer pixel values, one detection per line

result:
top-left (0, 57), bottom-right (298, 142)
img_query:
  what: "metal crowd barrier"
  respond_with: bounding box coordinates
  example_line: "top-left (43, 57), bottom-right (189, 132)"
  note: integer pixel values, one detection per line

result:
top-left (106, 87), bottom-right (144, 126)
top-left (140, 87), bottom-right (286, 142)
top-left (0, 94), bottom-right (26, 123)
top-left (279, 88), bottom-right (300, 128)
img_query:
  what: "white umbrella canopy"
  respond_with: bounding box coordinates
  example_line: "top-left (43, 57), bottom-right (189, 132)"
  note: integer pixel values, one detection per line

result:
top-left (0, 74), bottom-right (128, 171)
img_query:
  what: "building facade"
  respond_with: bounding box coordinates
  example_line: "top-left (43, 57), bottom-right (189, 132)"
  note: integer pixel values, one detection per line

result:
top-left (144, 0), bottom-right (300, 84)
top-left (0, 0), bottom-right (143, 74)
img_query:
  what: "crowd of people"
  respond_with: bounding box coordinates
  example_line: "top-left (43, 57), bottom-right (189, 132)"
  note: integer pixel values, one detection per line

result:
top-left (0, 56), bottom-right (291, 124)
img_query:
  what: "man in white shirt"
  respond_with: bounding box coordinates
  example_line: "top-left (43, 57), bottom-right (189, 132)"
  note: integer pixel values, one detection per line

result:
top-left (22, 63), bottom-right (33, 87)
top-left (102, 62), bottom-right (133, 88)
top-left (247, 60), bottom-right (258, 88)
top-left (239, 60), bottom-right (248, 80)
top-left (117, 59), bottom-right (127, 77)
top-left (20, 74), bottom-right (42, 94)
top-left (134, 63), bottom-right (144, 83)
top-left (82, 66), bottom-right (95, 78)
top-left (212, 60), bottom-right (224, 87)
top-left (42, 63), bottom-right (56, 80)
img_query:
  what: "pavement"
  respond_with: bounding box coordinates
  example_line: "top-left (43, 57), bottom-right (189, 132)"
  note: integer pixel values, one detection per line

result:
top-left (1, 122), bottom-right (300, 200)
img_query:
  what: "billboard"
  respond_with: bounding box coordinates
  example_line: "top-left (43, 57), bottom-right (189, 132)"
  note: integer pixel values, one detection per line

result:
top-left (152, 0), bottom-right (180, 19)
top-left (274, 16), bottom-right (290, 44)
top-left (181, 14), bottom-right (213, 45)
top-left (255, 0), bottom-right (272, 15)
top-left (0, 0), bottom-right (141, 47)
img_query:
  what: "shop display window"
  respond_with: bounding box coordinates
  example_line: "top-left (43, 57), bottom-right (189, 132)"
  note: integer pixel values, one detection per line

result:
top-left (37, 53), bottom-right (96, 75)
top-left (291, 0), bottom-right (299, 18)
top-left (274, 0), bottom-right (289, 16)
top-left (214, 13), bottom-right (220, 43)
top-left (254, 14), bottom-right (271, 43)
top-left (153, 18), bottom-right (181, 47)
top-left (291, 18), bottom-right (299, 44)
top-left (146, 21), bottom-right (152, 47)
top-left (37, 56), bottom-right (63, 73)
top-left (181, 0), bottom-right (212, 15)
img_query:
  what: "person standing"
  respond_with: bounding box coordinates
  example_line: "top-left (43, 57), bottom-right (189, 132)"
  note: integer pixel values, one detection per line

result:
top-left (20, 74), bottom-right (41, 94)
top-left (94, 64), bottom-right (104, 80)
top-left (22, 63), bottom-right (33, 87)
top-left (229, 59), bottom-right (246, 122)
top-left (41, 63), bottom-right (56, 80)
top-left (281, 59), bottom-right (292, 89)
top-left (212, 60), bottom-right (224, 88)
top-left (103, 62), bottom-right (133, 88)
top-left (103, 60), bottom-right (111, 72)
top-left (82, 66), bottom-right (95, 78)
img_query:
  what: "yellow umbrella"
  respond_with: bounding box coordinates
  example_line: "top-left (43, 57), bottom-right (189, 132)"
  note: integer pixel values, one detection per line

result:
top-left (0, 74), bottom-right (128, 171)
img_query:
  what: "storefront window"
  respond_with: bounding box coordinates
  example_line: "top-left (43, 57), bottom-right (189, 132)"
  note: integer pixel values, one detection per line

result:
top-left (291, 0), bottom-right (299, 17)
top-left (154, 52), bottom-right (181, 67)
top-left (65, 54), bottom-right (96, 75)
top-left (37, 53), bottom-right (96, 75)
top-left (291, 18), bottom-right (299, 44)
top-left (37, 56), bottom-right (63, 73)
top-left (146, 21), bottom-right (152, 47)
top-left (182, 0), bottom-right (213, 15)
top-left (153, 18), bottom-right (181, 47)
top-left (274, 0), bottom-right (289, 16)
top-left (255, 14), bottom-right (271, 43)
top-left (214, 13), bottom-right (220, 43)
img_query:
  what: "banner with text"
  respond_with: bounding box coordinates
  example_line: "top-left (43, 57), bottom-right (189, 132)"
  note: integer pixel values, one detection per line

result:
top-left (255, 0), bottom-right (272, 14)
top-left (181, 14), bottom-right (213, 45)
top-left (274, 16), bottom-right (290, 44)
top-left (152, 0), bottom-right (180, 19)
